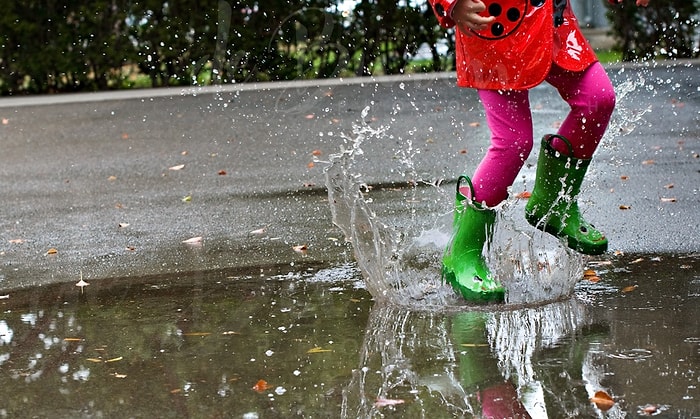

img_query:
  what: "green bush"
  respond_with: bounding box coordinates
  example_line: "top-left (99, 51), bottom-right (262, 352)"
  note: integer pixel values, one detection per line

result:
top-left (605, 0), bottom-right (700, 61)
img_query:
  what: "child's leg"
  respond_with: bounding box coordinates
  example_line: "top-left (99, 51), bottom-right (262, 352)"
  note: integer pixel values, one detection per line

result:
top-left (545, 62), bottom-right (616, 158)
top-left (472, 89), bottom-right (533, 207)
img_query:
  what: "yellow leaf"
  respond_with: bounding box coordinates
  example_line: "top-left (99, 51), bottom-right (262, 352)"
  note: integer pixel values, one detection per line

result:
top-left (46, 248), bottom-right (58, 255)
top-left (86, 358), bottom-right (103, 363)
top-left (307, 347), bottom-right (332, 354)
top-left (106, 356), bottom-right (123, 363)
top-left (63, 338), bottom-right (83, 342)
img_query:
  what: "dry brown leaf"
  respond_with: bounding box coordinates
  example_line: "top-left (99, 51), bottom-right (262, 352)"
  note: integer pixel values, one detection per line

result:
top-left (664, 183), bottom-right (674, 189)
top-left (312, 149), bottom-right (322, 156)
top-left (515, 191), bottom-right (532, 199)
top-left (619, 205), bottom-right (631, 210)
top-left (621, 285), bottom-right (638, 293)
top-left (641, 160), bottom-right (655, 165)
top-left (590, 390), bottom-right (615, 411)
top-left (47, 248), bottom-right (58, 255)
top-left (458, 149), bottom-right (468, 154)
top-left (468, 122), bottom-right (480, 127)
top-left (169, 164), bottom-right (185, 171)
top-left (307, 346), bottom-right (332, 354)
top-left (108, 175), bottom-right (118, 181)
top-left (620, 175), bottom-right (629, 181)
top-left (218, 170), bottom-right (227, 175)
top-left (630, 257), bottom-right (645, 264)
top-left (307, 162), bottom-right (315, 169)
top-left (63, 338), bottom-right (83, 342)
top-left (660, 197), bottom-right (677, 203)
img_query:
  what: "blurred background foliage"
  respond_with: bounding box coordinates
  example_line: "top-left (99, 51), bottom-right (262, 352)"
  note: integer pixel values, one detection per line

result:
top-left (0, 0), bottom-right (697, 95)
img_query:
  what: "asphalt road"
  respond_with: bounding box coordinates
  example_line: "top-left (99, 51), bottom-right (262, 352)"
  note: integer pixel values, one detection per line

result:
top-left (0, 61), bottom-right (698, 290)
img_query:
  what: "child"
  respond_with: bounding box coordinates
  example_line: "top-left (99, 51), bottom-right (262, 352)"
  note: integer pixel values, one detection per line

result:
top-left (430, 0), bottom-right (650, 302)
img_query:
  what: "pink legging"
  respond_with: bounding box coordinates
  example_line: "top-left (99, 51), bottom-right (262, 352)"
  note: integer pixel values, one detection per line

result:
top-left (471, 62), bottom-right (616, 207)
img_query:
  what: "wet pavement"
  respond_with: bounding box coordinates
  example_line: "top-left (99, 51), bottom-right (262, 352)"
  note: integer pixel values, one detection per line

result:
top-left (0, 61), bottom-right (699, 289)
top-left (0, 62), bottom-right (699, 417)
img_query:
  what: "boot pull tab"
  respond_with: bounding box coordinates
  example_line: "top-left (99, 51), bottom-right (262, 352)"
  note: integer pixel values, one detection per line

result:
top-left (545, 134), bottom-right (575, 157)
top-left (456, 175), bottom-right (476, 200)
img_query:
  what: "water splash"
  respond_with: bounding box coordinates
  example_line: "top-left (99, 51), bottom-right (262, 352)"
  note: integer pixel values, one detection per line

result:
top-left (325, 106), bottom-right (583, 309)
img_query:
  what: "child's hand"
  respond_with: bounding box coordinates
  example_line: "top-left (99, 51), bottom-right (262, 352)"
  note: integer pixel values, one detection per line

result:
top-left (452, 0), bottom-right (495, 35)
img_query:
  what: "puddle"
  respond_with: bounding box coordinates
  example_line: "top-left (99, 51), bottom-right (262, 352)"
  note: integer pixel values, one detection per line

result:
top-left (0, 255), bottom-right (698, 417)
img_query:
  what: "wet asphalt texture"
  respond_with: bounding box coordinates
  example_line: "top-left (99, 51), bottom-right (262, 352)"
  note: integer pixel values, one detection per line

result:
top-left (0, 62), bottom-right (698, 290)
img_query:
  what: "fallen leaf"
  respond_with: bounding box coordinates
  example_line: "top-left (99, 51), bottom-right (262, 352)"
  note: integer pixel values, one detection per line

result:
top-left (181, 150), bottom-right (188, 156)
top-left (250, 227), bottom-right (267, 235)
top-left (121, 133), bottom-right (129, 140)
top-left (114, 373), bottom-right (127, 379)
top-left (583, 269), bottom-right (597, 278)
top-left (621, 285), bottom-right (638, 293)
top-left (460, 343), bottom-right (489, 347)
top-left (307, 347), bottom-right (332, 354)
top-left (458, 149), bottom-right (468, 154)
top-left (106, 356), bottom-right (123, 363)
top-left (252, 379), bottom-right (272, 392)
top-left (108, 175), bottom-right (118, 181)
top-left (118, 223), bottom-right (130, 228)
top-left (182, 195), bottom-right (192, 202)
top-left (86, 358), bottom-right (103, 363)
top-left (182, 332), bottom-right (211, 337)
top-left (292, 245), bottom-right (308, 255)
top-left (587, 276), bottom-right (601, 283)
top-left (620, 175), bottom-right (629, 181)
top-left (590, 390), bottom-right (615, 411)
top-left (169, 164), bottom-right (185, 171)
top-left (63, 338), bottom-right (83, 342)
top-left (126, 246), bottom-right (136, 251)
top-left (630, 257), bottom-right (645, 264)
top-left (307, 162), bottom-right (315, 169)
top-left (468, 122), bottom-right (480, 127)
top-left (170, 388), bottom-right (182, 394)
top-left (619, 205), bottom-right (631, 210)
top-left (182, 236), bottom-right (203, 245)
top-left (304, 114), bottom-right (315, 119)
top-left (660, 197), bottom-right (677, 203)
top-left (47, 248), bottom-right (58, 255)
top-left (664, 183), bottom-right (674, 189)
top-left (311, 149), bottom-right (322, 156)
top-left (375, 398), bottom-right (405, 408)
top-left (9, 239), bottom-right (25, 244)
top-left (641, 160), bottom-right (655, 165)
top-left (515, 191), bottom-right (531, 199)
top-left (218, 170), bottom-right (227, 175)
top-left (1, 118), bottom-right (9, 125)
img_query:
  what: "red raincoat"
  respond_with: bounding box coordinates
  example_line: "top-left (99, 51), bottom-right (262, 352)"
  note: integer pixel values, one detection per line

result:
top-left (428, 0), bottom-right (598, 90)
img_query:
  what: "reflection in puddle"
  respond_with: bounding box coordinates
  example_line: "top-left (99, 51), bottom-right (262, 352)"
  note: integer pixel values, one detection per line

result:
top-left (0, 257), bottom-right (698, 417)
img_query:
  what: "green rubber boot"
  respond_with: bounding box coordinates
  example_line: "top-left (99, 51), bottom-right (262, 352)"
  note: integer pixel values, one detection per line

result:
top-left (525, 134), bottom-right (608, 255)
top-left (442, 176), bottom-right (505, 303)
